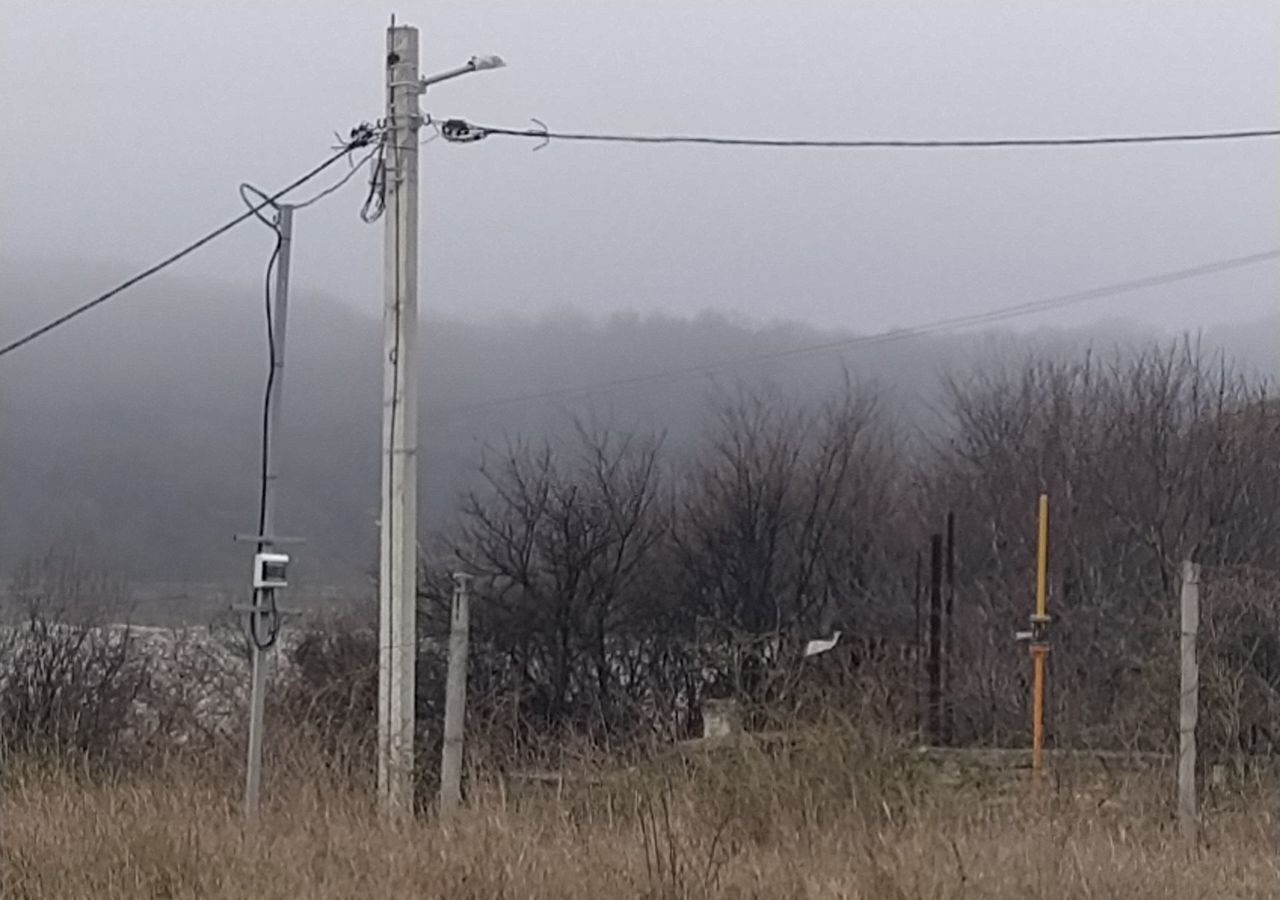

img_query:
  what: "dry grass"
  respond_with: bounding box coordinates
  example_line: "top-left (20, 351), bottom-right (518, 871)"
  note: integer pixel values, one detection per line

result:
top-left (2, 729), bottom-right (1278, 899)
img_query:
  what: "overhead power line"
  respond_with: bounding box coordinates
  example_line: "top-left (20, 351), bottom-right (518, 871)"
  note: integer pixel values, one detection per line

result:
top-left (0, 124), bottom-right (379, 361)
top-left (437, 247), bottom-right (1280, 420)
top-left (436, 119), bottom-right (1280, 150)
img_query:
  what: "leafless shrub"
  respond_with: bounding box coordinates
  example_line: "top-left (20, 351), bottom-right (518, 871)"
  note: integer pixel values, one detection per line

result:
top-left (0, 545), bottom-right (151, 765)
top-left (131, 624), bottom-right (246, 754)
top-left (277, 618), bottom-right (378, 747)
top-left (274, 611), bottom-right (451, 796)
top-left (0, 609), bottom-right (147, 766)
top-left (1200, 566), bottom-right (1280, 763)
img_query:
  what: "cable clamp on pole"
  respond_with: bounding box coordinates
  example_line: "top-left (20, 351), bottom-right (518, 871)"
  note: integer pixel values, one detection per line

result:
top-left (1029, 613), bottom-right (1051, 653)
top-left (440, 119), bottom-right (488, 143)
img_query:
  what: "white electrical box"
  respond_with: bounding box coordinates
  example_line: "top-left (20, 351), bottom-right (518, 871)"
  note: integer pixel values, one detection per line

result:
top-left (252, 552), bottom-right (290, 589)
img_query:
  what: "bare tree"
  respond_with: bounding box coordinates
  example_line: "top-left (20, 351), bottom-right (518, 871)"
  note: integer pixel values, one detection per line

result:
top-left (673, 381), bottom-right (901, 636)
top-left (450, 422), bottom-right (669, 742)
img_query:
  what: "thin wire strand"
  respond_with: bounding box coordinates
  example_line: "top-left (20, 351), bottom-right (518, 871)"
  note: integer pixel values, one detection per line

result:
top-left (386, 121), bottom-right (403, 617)
top-left (439, 119), bottom-right (1280, 150)
top-left (238, 183), bottom-right (279, 227)
top-left (436, 247), bottom-right (1280, 419)
top-left (292, 141), bottom-right (383, 210)
top-left (255, 227), bottom-right (282, 551)
top-left (361, 134), bottom-right (389, 223)
top-left (0, 132), bottom-right (376, 360)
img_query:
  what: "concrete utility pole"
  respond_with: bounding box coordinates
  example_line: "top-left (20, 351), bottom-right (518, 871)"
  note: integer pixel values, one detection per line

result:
top-left (244, 203), bottom-right (294, 820)
top-left (374, 20), bottom-right (504, 818)
top-left (1178, 560), bottom-right (1201, 847)
top-left (378, 21), bottom-right (422, 818)
top-left (439, 572), bottom-right (473, 815)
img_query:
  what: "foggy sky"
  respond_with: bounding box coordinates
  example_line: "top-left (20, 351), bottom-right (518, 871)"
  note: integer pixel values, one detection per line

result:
top-left (3, 1), bottom-right (1279, 335)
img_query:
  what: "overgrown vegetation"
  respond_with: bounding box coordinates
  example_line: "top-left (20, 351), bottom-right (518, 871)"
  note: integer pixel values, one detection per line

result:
top-left (2, 338), bottom-right (1278, 897)
top-left (7, 339), bottom-right (1279, 768)
top-left (2, 722), bottom-right (1276, 900)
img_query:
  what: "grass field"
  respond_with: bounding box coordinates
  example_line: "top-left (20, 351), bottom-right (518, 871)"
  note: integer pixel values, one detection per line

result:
top-left (2, 726), bottom-right (1277, 900)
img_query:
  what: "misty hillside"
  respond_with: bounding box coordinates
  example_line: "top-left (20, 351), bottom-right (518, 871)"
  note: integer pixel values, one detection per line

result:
top-left (3, 261), bottom-right (1277, 589)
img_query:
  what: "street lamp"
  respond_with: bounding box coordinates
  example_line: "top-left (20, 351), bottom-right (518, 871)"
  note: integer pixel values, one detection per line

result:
top-left (420, 54), bottom-right (507, 89)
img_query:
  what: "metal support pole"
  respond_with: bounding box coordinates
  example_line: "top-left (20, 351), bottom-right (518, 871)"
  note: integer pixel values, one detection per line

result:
top-left (927, 534), bottom-right (943, 745)
top-left (439, 572), bottom-right (472, 815)
top-left (943, 511), bottom-right (956, 746)
top-left (1030, 493), bottom-right (1050, 779)
top-left (1179, 560), bottom-right (1200, 846)
top-left (378, 22), bottom-right (421, 818)
top-left (913, 548), bottom-right (922, 739)
top-left (244, 204), bottom-right (294, 820)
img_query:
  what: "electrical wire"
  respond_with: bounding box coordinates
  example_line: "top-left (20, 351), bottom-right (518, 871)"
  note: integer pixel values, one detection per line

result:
top-left (0, 126), bottom-right (378, 361)
top-left (293, 139), bottom-right (383, 210)
top-left (436, 247), bottom-right (1280, 420)
top-left (247, 206), bottom-right (284, 651)
top-left (435, 118), bottom-right (1280, 150)
top-left (361, 132), bottom-right (389, 224)
top-left (384, 120), bottom-right (403, 621)
top-left (238, 183), bottom-right (278, 228)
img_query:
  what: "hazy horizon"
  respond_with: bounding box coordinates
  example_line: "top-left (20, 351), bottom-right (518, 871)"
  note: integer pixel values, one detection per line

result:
top-left (5, 260), bottom-right (1278, 595)
top-left (3, 1), bottom-right (1280, 594)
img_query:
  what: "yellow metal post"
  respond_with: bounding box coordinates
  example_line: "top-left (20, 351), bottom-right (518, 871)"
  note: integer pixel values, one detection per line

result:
top-left (1035, 494), bottom-right (1048, 621)
top-left (1031, 493), bottom-right (1050, 778)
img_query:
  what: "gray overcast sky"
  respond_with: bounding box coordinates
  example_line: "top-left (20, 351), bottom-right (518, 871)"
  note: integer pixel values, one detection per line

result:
top-left (3, 1), bottom-right (1279, 334)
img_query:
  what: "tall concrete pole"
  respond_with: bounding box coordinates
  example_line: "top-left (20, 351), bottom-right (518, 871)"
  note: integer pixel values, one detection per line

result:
top-left (245, 203), bottom-right (294, 820)
top-left (378, 22), bottom-right (421, 818)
